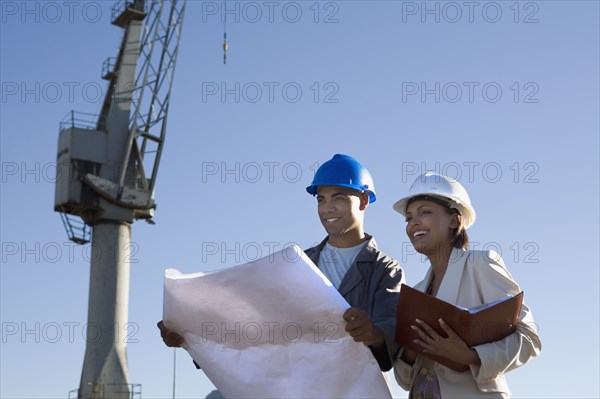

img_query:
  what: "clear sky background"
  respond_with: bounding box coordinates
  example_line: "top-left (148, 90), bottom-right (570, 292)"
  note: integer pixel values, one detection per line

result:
top-left (1, 1), bottom-right (599, 398)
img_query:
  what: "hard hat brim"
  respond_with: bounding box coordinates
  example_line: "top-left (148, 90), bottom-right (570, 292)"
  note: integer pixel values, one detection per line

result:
top-left (306, 184), bottom-right (376, 203)
top-left (393, 194), bottom-right (476, 229)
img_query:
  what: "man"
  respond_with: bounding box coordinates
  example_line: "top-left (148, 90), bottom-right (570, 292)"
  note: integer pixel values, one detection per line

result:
top-left (304, 154), bottom-right (404, 371)
top-left (158, 154), bottom-right (404, 372)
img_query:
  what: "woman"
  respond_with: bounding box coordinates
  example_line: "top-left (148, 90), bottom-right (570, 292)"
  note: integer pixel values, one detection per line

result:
top-left (393, 172), bottom-right (541, 398)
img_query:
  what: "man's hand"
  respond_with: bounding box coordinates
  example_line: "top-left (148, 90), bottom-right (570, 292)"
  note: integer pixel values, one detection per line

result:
top-left (343, 307), bottom-right (386, 349)
top-left (157, 320), bottom-right (185, 348)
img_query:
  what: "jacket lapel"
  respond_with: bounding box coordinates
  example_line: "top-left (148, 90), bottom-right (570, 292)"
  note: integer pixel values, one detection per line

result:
top-left (305, 237), bottom-right (329, 266)
top-left (337, 264), bottom-right (364, 297)
top-left (435, 248), bottom-right (467, 303)
top-left (337, 236), bottom-right (377, 297)
top-left (415, 269), bottom-right (434, 293)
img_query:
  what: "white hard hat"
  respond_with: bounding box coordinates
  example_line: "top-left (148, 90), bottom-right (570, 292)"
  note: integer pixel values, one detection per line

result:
top-left (393, 172), bottom-right (476, 229)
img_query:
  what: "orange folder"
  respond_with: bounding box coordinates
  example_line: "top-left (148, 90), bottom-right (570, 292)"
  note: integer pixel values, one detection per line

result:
top-left (395, 284), bottom-right (523, 371)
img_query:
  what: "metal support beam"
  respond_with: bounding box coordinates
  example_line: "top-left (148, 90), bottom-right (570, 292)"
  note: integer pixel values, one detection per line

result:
top-left (78, 222), bottom-right (131, 399)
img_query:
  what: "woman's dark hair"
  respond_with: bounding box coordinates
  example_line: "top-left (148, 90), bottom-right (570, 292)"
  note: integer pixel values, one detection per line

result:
top-left (446, 208), bottom-right (469, 249)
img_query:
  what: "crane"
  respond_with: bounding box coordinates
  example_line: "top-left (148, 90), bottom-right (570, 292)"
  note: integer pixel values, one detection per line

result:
top-left (54, 1), bottom-right (186, 397)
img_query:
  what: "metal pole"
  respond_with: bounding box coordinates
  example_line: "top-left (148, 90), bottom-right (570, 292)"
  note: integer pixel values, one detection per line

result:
top-left (78, 222), bottom-right (131, 399)
top-left (172, 348), bottom-right (176, 399)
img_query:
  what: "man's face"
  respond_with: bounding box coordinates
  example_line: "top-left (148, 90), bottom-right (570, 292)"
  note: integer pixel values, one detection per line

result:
top-left (316, 186), bottom-right (368, 238)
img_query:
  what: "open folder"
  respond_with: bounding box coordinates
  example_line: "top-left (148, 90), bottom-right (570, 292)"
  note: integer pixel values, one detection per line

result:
top-left (395, 284), bottom-right (523, 371)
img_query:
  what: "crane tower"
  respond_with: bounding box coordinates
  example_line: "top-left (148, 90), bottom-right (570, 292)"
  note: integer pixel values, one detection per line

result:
top-left (54, 1), bottom-right (186, 397)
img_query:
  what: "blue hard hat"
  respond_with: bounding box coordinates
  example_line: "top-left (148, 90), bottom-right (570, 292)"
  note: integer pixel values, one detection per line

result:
top-left (306, 154), bottom-right (376, 203)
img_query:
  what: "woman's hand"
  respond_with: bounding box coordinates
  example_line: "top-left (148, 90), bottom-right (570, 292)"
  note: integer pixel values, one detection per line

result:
top-left (411, 318), bottom-right (481, 366)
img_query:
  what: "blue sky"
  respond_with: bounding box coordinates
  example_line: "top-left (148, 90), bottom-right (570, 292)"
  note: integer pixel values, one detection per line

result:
top-left (1, 1), bottom-right (599, 398)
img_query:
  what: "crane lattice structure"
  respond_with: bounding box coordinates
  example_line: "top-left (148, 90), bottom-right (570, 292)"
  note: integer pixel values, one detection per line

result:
top-left (54, 1), bottom-right (186, 398)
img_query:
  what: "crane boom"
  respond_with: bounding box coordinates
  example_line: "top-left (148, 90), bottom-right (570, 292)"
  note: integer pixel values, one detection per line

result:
top-left (118, 0), bottom-right (186, 200)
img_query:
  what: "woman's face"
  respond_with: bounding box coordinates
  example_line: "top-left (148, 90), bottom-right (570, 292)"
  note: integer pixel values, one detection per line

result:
top-left (404, 199), bottom-right (458, 255)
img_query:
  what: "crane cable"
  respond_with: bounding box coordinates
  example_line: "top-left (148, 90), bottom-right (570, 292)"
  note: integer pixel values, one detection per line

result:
top-left (223, 0), bottom-right (228, 64)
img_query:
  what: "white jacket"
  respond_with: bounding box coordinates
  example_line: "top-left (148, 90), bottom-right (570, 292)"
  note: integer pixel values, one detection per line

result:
top-left (394, 248), bottom-right (542, 398)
